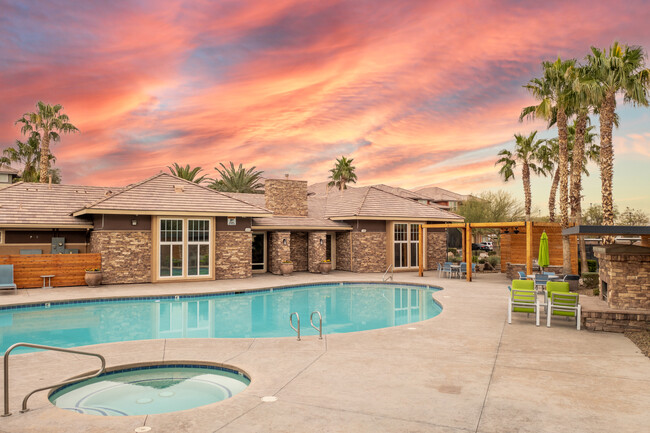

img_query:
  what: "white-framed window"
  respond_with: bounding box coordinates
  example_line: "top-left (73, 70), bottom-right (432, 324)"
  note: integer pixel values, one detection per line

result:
top-left (158, 218), bottom-right (213, 279)
top-left (394, 287), bottom-right (420, 325)
top-left (394, 222), bottom-right (421, 269)
top-left (187, 220), bottom-right (210, 276)
top-left (157, 300), bottom-right (211, 338)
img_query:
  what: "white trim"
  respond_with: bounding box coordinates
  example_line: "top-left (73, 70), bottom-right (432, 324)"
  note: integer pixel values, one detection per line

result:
top-left (157, 217), bottom-right (214, 280)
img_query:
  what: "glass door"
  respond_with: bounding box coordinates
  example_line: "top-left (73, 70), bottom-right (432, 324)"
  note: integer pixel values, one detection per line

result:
top-left (160, 219), bottom-right (183, 278)
top-left (252, 232), bottom-right (266, 272)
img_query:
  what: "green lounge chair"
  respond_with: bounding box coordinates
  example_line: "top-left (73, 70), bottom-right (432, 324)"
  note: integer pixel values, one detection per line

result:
top-left (0, 264), bottom-right (18, 294)
top-left (508, 284), bottom-right (539, 326)
top-left (547, 292), bottom-right (581, 330)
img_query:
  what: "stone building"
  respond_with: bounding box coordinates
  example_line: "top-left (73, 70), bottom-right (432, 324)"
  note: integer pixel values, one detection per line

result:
top-left (0, 173), bottom-right (463, 285)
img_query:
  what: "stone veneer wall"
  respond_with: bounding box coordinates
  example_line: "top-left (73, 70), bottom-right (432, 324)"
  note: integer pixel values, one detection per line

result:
top-left (308, 231), bottom-right (327, 273)
top-left (90, 231), bottom-right (152, 284)
top-left (336, 232), bottom-right (352, 271)
top-left (215, 231), bottom-right (252, 279)
top-left (596, 248), bottom-right (650, 310)
top-left (269, 231), bottom-right (291, 275)
top-left (582, 310), bottom-right (650, 332)
top-left (426, 229), bottom-right (446, 271)
top-left (351, 232), bottom-right (387, 273)
top-left (290, 232), bottom-right (308, 272)
top-left (264, 179), bottom-right (308, 216)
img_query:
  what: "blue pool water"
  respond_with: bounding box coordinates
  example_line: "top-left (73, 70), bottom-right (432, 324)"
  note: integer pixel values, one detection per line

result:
top-left (49, 364), bottom-right (250, 416)
top-left (0, 282), bottom-right (441, 354)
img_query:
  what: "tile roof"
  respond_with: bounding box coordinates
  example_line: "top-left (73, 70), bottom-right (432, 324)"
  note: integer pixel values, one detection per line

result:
top-left (252, 216), bottom-right (352, 229)
top-left (323, 186), bottom-right (463, 221)
top-left (411, 186), bottom-right (469, 202)
top-left (0, 165), bottom-right (19, 175)
top-left (0, 182), bottom-right (115, 227)
top-left (74, 173), bottom-right (271, 216)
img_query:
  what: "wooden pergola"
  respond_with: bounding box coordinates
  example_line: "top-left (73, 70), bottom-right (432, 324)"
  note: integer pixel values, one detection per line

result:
top-left (418, 221), bottom-right (569, 281)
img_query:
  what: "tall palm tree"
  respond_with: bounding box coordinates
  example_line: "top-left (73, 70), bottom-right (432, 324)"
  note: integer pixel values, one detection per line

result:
top-left (167, 163), bottom-right (210, 184)
top-left (586, 42), bottom-right (650, 229)
top-left (15, 102), bottom-right (79, 183)
top-left (521, 58), bottom-right (576, 272)
top-left (209, 162), bottom-right (264, 193)
top-left (536, 137), bottom-right (560, 222)
top-left (328, 156), bottom-right (357, 191)
top-left (495, 131), bottom-right (546, 221)
top-left (1, 133), bottom-right (57, 182)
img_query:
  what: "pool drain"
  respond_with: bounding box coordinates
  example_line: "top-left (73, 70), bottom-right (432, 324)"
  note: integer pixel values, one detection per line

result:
top-left (261, 396), bottom-right (278, 402)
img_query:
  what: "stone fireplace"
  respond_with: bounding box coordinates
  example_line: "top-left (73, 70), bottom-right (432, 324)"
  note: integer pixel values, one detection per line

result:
top-left (594, 244), bottom-right (650, 311)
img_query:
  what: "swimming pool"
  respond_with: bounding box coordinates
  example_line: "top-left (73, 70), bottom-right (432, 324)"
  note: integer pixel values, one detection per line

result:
top-left (0, 282), bottom-right (441, 354)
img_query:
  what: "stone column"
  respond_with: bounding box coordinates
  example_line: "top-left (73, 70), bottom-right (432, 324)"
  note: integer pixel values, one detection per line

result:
top-left (308, 231), bottom-right (327, 272)
top-left (426, 229), bottom-right (446, 270)
top-left (269, 231), bottom-right (291, 275)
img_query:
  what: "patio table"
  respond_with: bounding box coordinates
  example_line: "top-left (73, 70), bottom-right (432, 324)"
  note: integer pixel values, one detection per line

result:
top-left (450, 264), bottom-right (461, 278)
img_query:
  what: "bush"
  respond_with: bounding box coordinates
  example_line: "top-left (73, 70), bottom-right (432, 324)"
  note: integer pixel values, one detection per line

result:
top-left (478, 258), bottom-right (486, 264)
top-left (488, 256), bottom-right (500, 268)
top-left (448, 248), bottom-right (458, 255)
top-left (472, 255), bottom-right (479, 263)
top-left (593, 288), bottom-right (600, 296)
top-left (582, 272), bottom-right (599, 291)
top-left (488, 251), bottom-right (497, 256)
top-left (587, 259), bottom-right (598, 272)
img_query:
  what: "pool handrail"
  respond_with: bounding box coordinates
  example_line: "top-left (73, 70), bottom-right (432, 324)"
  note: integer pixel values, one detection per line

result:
top-left (382, 265), bottom-right (394, 282)
top-left (2, 342), bottom-right (106, 417)
top-left (310, 311), bottom-right (323, 339)
top-left (289, 312), bottom-right (301, 341)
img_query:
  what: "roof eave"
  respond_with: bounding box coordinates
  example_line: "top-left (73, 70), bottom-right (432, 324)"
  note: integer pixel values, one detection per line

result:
top-left (72, 209), bottom-right (273, 217)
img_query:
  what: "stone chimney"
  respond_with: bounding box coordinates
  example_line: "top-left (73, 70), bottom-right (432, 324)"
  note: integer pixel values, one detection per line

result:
top-left (265, 178), bottom-right (308, 216)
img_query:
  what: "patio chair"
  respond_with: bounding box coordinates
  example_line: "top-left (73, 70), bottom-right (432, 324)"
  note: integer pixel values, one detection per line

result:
top-left (543, 271), bottom-right (556, 276)
top-left (0, 264), bottom-right (18, 294)
top-left (436, 262), bottom-right (442, 278)
top-left (442, 262), bottom-right (453, 278)
top-left (544, 281), bottom-right (570, 310)
top-left (533, 274), bottom-right (549, 291)
top-left (508, 287), bottom-right (539, 326)
top-left (547, 292), bottom-right (581, 330)
top-left (508, 279), bottom-right (534, 292)
top-left (517, 271), bottom-right (527, 280)
top-left (459, 262), bottom-right (467, 278)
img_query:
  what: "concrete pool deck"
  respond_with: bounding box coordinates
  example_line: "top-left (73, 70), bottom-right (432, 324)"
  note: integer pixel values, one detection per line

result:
top-left (1, 271), bottom-right (648, 433)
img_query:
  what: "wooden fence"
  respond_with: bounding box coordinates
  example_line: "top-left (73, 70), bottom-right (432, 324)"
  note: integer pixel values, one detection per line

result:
top-left (500, 224), bottom-right (578, 274)
top-left (0, 254), bottom-right (101, 288)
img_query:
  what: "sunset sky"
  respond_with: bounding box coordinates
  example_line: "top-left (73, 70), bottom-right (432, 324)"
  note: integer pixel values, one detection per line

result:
top-left (1, 0), bottom-right (649, 214)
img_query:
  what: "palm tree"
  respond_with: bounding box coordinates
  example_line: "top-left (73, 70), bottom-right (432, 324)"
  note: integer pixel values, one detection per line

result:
top-left (1, 132), bottom-right (57, 182)
top-left (536, 137), bottom-right (560, 221)
top-left (167, 163), bottom-right (210, 184)
top-left (328, 156), bottom-right (357, 191)
top-left (521, 57), bottom-right (577, 272)
top-left (209, 162), bottom-right (264, 193)
top-left (15, 102), bottom-right (79, 183)
top-left (495, 131), bottom-right (546, 221)
top-left (586, 42), bottom-right (650, 229)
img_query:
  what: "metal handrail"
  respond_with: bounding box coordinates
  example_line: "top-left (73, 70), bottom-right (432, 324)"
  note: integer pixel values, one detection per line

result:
top-left (310, 311), bottom-right (323, 339)
top-left (382, 264), bottom-right (393, 282)
top-left (289, 312), bottom-right (301, 341)
top-left (3, 343), bottom-right (106, 416)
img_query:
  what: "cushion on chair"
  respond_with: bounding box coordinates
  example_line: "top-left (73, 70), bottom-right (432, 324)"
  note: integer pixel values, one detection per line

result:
top-left (512, 280), bottom-right (534, 291)
top-left (550, 292), bottom-right (579, 317)
top-left (546, 281), bottom-right (570, 296)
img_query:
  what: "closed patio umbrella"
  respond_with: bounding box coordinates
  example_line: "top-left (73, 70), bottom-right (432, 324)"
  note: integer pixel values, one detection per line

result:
top-left (538, 231), bottom-right (550, 273)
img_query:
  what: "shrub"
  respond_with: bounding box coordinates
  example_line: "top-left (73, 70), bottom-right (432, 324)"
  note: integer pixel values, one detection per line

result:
top-left (593, 288), bottom-right (600, 296)
top-left (478, 258), bottom-right (486, 264)
top-left (488, 256), bottom-right (499, 268)
top-left (472, 255), bottom-right (479, 263)
top-left (488, 251), bottom-right (497, 256)
top-left (587, 259), bottom-right (598, 272)
top-left (448, 248), bottom-right (458, 255)
top-left (582, 272), bottom-right (599, 291)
